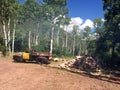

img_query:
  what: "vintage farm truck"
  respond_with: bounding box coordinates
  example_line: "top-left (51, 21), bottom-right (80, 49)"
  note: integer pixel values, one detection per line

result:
top-left (13, 52), bottom-right (52, 64)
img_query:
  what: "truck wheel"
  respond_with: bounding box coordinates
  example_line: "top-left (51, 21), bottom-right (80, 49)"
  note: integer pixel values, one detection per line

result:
top-left (14, 57), bottom-right (22, 62)
top-left (41, 57), bottom-right (49, 64)
top-left (36, 58), bottom-right (42, 64)
top-left (37, 57), bottom-right (50, 64)
top-left (22, 60), bottom-right (26, 63)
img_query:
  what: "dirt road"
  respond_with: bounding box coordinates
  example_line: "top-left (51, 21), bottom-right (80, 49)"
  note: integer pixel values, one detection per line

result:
top-left (0, 58), bottom-right (120, 90)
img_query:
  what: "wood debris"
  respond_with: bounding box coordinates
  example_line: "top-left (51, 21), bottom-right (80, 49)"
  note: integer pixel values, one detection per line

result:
top-left (58, 55), bottom-right (101, 75)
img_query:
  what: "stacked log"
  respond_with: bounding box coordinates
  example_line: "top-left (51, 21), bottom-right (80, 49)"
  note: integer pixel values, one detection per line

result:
top-left (73, 55), bottom-right (100, 72)
top-left (58, 59), bottom-right (76, 70)
top-left (53, 58), bottom-right (59, 62)
top-left (58, 55), bottom-right (101, 74)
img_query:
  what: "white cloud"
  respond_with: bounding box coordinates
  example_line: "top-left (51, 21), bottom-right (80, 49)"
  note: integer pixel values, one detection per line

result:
top-left (65, 17), bottom-right (94, 32)
top-left (80, 19), bottom-right (94, 30)
top-left (71, 17), bottom-right (83, 25)
top-left (66, 17), bottom-right (83, 32)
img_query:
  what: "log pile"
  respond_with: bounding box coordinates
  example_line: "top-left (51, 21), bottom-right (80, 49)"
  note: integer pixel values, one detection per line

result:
top-left (73, 55), bottom-right (100, 72)
top-left (58, 59), bottom-right (76, 70)
top-left (58, 55), bottom-right (101, 74)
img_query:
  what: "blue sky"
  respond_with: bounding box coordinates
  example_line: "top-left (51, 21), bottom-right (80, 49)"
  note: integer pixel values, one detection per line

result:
top-left (67, 0), bottom-right (104, 20)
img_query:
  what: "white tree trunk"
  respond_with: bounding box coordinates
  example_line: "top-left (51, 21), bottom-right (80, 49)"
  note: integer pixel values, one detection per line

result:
top-left (65, 25), bottom-right (68, 48)
top-left (85, 49), bottom-right (88, 55)
top-left (7, 18), bottom-right (11, 53)
top-left (50, 27), bottom-right (54, 54)
top-left (73, 35), bottom-right (75, 56)
top-left (35, 35), bottom-right (39, 46)
top-left (12, 19), bottom-right (16, 54)
top-left (79, 43), bottom-right (82, 56)
top-left (56, 28), bottom-right (60, 47)
top-left (2, 20), bottom-right (7, 49)
top-left (28, 31), bottom-right (31, 49)
top-left (62, 37), bottom-right (65, 52)
top-left (35, 23), bottom-right (39, 46)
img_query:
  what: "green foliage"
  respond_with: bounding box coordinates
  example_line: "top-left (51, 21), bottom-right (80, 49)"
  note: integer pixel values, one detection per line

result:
top-left (0, 45), bottom-right (7, 56)
top-left (31, 43), bottom-right (50, 52)
top-left (87, 40), bottom-right (96, 55)
top-left (14, 39), bottom-right (23, 52)
top-left (42, 0), bottom-right (68, 21)
top-left (104, 0), bottom-right (120, 65)
top-left (92, 0), bottom-right (120, 68)
top-left (0, 35), bottom-right (4, 46)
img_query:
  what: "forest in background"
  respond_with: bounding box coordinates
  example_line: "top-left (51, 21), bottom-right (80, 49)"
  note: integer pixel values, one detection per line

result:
top-left (0, 0), bottom-right (120, 69)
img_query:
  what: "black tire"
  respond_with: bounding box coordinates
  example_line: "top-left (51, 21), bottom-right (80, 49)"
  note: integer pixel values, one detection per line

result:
top-left (36, 57), bottom-right (50, 64)
top-left (36, 58), bottom-right (41, 64)
top-left (13, 56), bottom-right (22, 62)
top-left (22, 60), bottom-right (26, 63)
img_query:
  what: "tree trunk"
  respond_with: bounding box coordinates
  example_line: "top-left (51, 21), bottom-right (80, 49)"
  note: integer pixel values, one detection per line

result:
top-left (35, 23), bottom-right (39, 46)
top-left (65, 25), bottom-right (68, 48)
top-left (62, 38), bottom-right (65, 52)
top-left (7, 18), bottom-right (11, 53)
top-left (12, 19), bottom-right (16, 54)
top-left (85, 49), bottom-right (88, 55)
top-left (2, 20), bottom-right (8, 50)
top-left (73, 35), bottom-right (75, 56)
top-left (79, 43), bottom-right (82, 56)
top-left (35, 34), bottom-right (39, 46)
top-left (28, 31), bottom-right (31, 49)
top-left (111, 42), bottom-right (115, 65)
top-left (56, 28), bottom-right (60, 47)
top-left (50, 27), bottom-right (54, 54)
top-left (65, 25), bottom-right (68, 54)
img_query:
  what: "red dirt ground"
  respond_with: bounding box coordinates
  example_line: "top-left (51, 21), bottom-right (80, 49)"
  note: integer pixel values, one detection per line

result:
top-left (0, 57), bottom-right (120, 90)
